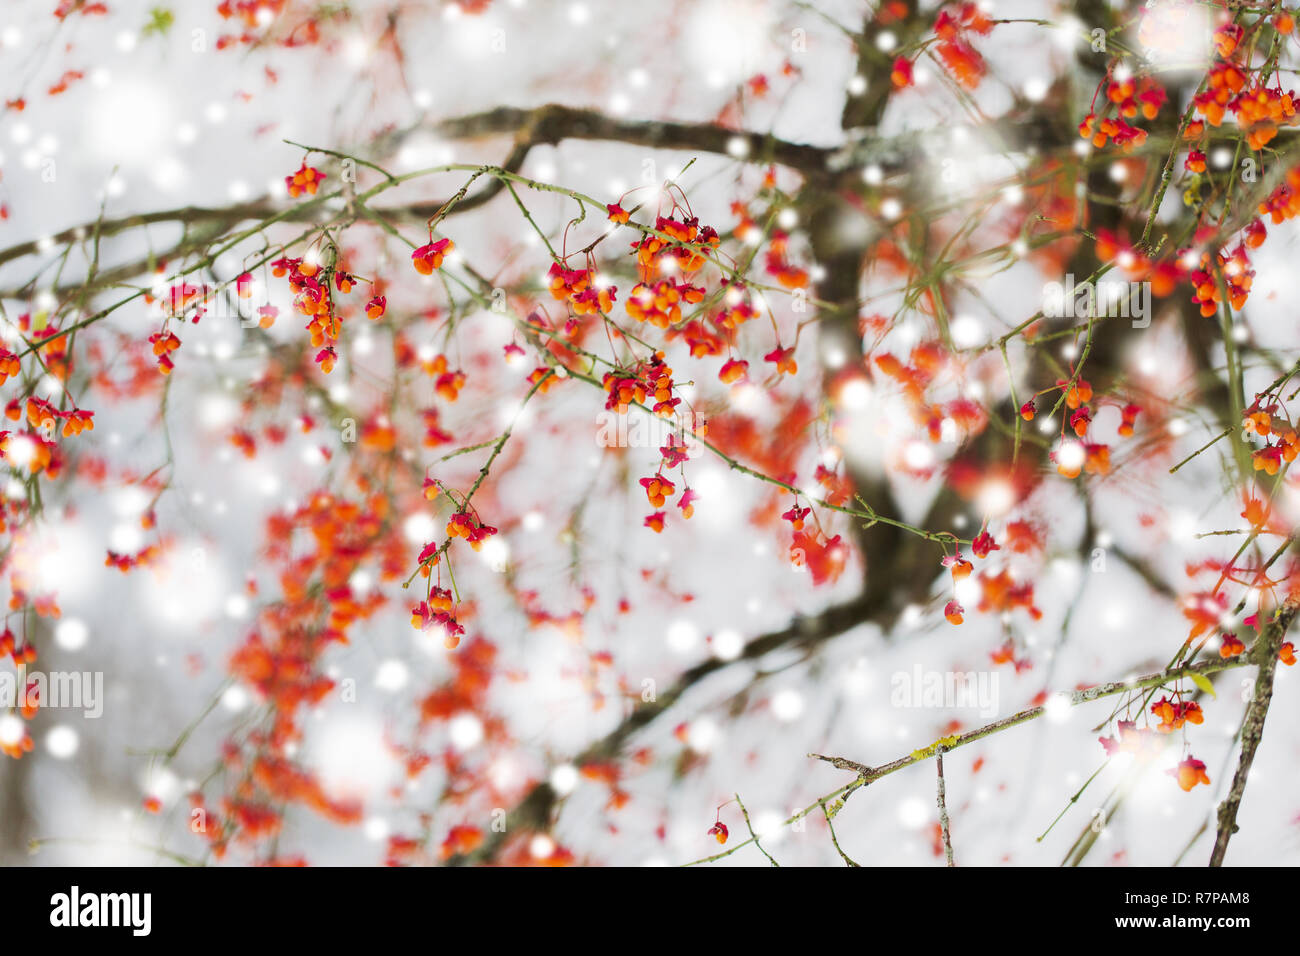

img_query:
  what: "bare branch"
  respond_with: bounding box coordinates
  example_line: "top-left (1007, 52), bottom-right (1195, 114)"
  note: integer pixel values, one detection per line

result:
top-left (427, 103), bottom-right (832, 175)
top-left (1209, 600), bottom-right (1299, 866)
top-left (936, 749), bottom-right (955, 867)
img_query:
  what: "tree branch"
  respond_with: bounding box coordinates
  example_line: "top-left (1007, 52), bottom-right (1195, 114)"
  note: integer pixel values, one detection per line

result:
top-left (936, 749), bottom-right (955, 867)
top-left (677, 654), bottom-right (1255, 865)
top-left (452, 587), bottom-right (881, 864)
top-left (1208, 600), bottom-right (1298, 866)
top-left (811, 654), bottom-right (1256, 790)
top-left (426, 103), bottom-right (832, 175)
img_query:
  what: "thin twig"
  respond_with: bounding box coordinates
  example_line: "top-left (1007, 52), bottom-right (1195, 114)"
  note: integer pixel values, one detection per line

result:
top-left (1209, 601), bottom-right (1298, 865)
top-left (936, 749), bottom-right (955, 867)
top-left (820, 800), bottom-right (860, 867)
top-left (735, 793), bottom-right (779, 867)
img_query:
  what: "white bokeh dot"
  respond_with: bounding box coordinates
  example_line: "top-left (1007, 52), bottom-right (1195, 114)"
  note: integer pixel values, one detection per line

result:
top-left (55, 618), bottom-right (88, 651)
top-left (46, 725), bottom-right (79, 759)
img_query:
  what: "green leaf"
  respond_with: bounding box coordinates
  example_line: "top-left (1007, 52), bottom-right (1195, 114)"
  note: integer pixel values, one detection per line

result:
top-left (1188, 671), bottom-right (1217, 699)
top-left (142, 7), bottom-right (174, 37)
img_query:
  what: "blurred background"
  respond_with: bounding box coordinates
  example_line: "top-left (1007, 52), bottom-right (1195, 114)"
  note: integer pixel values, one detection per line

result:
top-left (0, 0), bottom-right (1297, 866)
